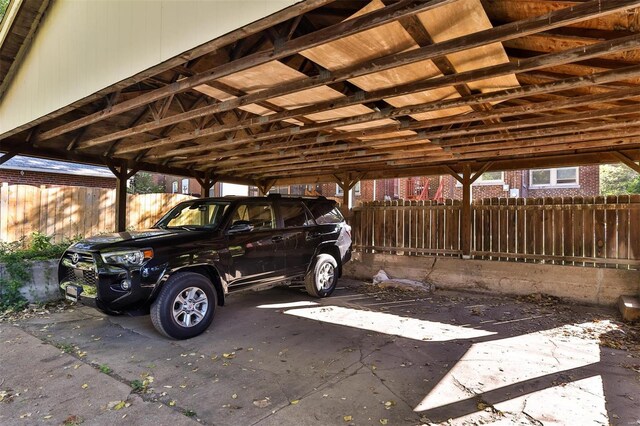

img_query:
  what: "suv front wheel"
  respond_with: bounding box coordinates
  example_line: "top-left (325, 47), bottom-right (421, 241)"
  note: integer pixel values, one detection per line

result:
top-left (305, 253), bottom-right (338, 298)
top-left (151, 272), bottom-right (217, 339)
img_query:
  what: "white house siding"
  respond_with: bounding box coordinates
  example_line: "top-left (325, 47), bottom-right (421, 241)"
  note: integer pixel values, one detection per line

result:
top-left (0, 0), bottom-right (298, 134)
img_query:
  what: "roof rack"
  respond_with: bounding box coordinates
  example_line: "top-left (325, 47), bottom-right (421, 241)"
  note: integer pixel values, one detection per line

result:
top-left (267, 193), bottom-right (327, 200)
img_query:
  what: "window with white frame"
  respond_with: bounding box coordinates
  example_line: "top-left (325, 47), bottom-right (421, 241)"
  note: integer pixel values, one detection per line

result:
top-left (181, 178), bottom-right (189, 194)
top-left (529, 167), bottom-right (579, 187)
top-left (456, 171), bottom-right (504, 186)
top-left (336, 181), bottom-right (361, 196)
top-left (171, 181), bottom-right (178, 194)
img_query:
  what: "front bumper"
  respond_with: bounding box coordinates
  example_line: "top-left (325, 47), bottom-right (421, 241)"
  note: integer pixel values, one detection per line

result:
top-left (58, 250), bottom-right (162, 312)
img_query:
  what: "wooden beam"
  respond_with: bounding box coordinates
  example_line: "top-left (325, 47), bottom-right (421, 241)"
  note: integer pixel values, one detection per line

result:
top-left (141, 44), bottom-right (640, 161)
top-left (255, 179), bottom-right (276, 196)
top-left (0, 150), bottom-right (19, 166)
top-left (167, 98), bottom-right (640, 169)
top-left (33, 0), bottom-right (456, 144)
top-left (470, 162), bottom-right (494, 184)
top-left (271, 151), bottom-right (640, 185)
top-left (75, 0), bottom-right (640, 152)
top-left (444, 166), bottom-right (463, 184)
top-left (611, 151), bottom-right (640, 174)
top-left (173, 76), bottom-right (640, 166)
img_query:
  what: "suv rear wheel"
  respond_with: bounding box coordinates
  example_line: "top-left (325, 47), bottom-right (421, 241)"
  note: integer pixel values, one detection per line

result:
top-left (305, 253), bottom-right (338, 298)
top-left (151, 272), bottom-right (217, 339)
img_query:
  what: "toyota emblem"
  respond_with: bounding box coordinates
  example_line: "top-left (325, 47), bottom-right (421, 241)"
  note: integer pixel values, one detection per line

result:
top-left (71, 253), bottom-right (80, 264)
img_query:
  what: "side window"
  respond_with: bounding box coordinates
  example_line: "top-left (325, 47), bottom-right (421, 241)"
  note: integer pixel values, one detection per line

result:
top-left (229, 203), bottom-right (275, 230)
top-left (281, 202), bottom-right (314, 228)
top-left (307, 202), bottom-right (344, 224)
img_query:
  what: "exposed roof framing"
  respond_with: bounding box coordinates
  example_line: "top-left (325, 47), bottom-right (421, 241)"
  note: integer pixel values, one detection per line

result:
top-left (2, 0), bottom-right (640, 186)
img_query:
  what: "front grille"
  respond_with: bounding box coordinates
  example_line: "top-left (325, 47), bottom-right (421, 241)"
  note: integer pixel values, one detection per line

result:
top-left (61, 251), bottom-right (98, 296)
top-left (63, 266), bottom-right (97, 287)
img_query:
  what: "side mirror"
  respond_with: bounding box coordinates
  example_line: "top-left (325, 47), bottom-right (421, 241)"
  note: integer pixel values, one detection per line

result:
top-left (227, 220), bottom-right (253, 234)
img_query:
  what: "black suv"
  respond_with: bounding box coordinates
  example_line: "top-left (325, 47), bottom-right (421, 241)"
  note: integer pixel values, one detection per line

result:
top-left (59, 195), bottom-right (351, 339)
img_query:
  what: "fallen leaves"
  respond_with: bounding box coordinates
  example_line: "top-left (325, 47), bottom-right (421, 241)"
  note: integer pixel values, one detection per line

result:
top-left (81, 384), bottom-right (88, 389)
top-left (107, 400), bottom-right (129, 411)
top-left (253, 398), bottom-right (271, 408)
top-left (343, 415), bottom-right (353, 422)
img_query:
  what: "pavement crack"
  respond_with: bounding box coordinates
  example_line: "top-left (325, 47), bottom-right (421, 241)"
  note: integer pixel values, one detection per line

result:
top-left (451, 375), bottom-right (478, 397)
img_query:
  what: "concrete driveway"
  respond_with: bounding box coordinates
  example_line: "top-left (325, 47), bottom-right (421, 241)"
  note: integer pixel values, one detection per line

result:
top-left (1, 279), bottom-right (639, 425)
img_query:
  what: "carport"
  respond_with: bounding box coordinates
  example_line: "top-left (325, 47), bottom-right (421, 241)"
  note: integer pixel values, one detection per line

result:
top-left (1, 2), bottom-right (640, 423)
top-left (1, 0), bottom-right (640, 254)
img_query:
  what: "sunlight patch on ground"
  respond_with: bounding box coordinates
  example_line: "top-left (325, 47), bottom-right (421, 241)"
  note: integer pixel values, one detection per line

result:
top-left (414, 321), bottom-right (616, 423)
top-left (256, 301), bottom-right (320, 309)
top-left (284, 305), bottom-right (496, 342)
top-left (450, 376), bottom-right (608, 425)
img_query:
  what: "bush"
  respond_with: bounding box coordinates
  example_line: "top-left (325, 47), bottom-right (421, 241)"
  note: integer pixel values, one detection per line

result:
top-left (0, 232), bottom-right (80, 312)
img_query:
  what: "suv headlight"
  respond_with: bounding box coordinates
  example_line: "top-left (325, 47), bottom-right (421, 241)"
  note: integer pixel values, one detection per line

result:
top-left (101, 249), bottom-right (153, 266)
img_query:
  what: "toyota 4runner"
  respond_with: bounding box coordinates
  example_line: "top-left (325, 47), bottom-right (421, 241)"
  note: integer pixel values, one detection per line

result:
top-left (59, 194), bottom-right (351, 339)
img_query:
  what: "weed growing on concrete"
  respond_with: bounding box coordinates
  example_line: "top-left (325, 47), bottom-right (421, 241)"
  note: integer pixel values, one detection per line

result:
top-left (99, 364), bottom-right (112, 374)
top-left (184, 409), bottom-right (197, 417)
top-left (56, 342), bottom-right (75, 354)
top-left (130, 379), bottom-right (145, 393)
top-left (0, 232), bottom-right (81, 313)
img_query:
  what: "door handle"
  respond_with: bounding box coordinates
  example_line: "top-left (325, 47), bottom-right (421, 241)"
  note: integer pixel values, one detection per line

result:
top-left (271, 236), bottom-right (284, 243)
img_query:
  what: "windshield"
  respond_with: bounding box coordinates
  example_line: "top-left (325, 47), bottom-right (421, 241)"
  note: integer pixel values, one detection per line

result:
top-left (155, 200), bottom-right (231, 230)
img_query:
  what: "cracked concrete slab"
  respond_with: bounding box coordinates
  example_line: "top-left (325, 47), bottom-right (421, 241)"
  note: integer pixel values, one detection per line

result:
top-left (2, 279), bottom-right (639, 425)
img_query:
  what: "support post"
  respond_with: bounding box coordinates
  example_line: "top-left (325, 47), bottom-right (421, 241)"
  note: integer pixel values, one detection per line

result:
top-left (115, 166), bottom-right (128, 233)
top-left (461, 164), bottom-right (472, 258)
top-left (195, 171), bottom-right (217, 198)
top-left (106, 160), bottom-right (137, 233)
top-left (334, 173), bottom-right (362, 218)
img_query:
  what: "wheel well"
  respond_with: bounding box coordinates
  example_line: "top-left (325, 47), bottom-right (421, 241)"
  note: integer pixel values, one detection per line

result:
top-left (316, 245), bottom-right (342, 277)
top-left (172, 265), bottom-right (225, 306)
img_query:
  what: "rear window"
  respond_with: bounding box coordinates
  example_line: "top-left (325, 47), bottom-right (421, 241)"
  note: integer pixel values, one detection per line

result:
top-left (307, 202), bottom-right (344, 224)
top-left (281, 202), bottom-right (314, 228)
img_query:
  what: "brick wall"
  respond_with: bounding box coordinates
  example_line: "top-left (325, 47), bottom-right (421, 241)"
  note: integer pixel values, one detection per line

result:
top-left (440, 166), bottom-right (599, 200)
top-left (0, 169), bottom-right (116, 188)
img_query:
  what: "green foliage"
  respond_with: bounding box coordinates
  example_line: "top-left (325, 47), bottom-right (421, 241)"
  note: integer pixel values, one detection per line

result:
top-left (600, 164), bottom-right (640, 195)
top-left (130, 379), bottom-right (145, 393)
top-left (99, 364), bottom-right (112, 374)
top-left (627, 175), bottom-right (640, 194)
top-left (0, 232), bottom-right (80, 312)
top-left (127, 172), bottom-right (165, 194)
top-left (0, 0), bottom-right (9, 21)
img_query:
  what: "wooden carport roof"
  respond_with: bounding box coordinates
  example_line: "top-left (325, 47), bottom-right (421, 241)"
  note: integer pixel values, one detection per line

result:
top-left (2, 0), bottom-right (640, 189)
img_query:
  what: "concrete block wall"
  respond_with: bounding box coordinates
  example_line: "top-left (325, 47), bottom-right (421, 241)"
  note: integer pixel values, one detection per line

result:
top-left (0, 260), bottom-right (61, 304)
top-left (344, 252), bottom-right (639, 306)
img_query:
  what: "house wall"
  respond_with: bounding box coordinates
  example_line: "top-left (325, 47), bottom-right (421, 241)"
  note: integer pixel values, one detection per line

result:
top-left (0, 0), bottom-right (299, 135)
top-left (0, 169), bottom-right (115, 188)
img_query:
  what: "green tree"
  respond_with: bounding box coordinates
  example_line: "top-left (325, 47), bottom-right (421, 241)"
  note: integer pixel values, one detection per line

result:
top-left (600, 164), bottom-right (639, 195)
top-left (627, 175), bottom-right (640, 194)
top-left (127, 172), bottom-right (165, 194)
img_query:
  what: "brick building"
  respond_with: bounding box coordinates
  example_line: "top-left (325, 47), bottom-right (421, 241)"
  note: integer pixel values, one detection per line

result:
top-left (0, 156), bottom-right (116, 188)
top-left (272, 166), bottom-right (600, 204)
top-left (439, 165), bottom-right (599, 200)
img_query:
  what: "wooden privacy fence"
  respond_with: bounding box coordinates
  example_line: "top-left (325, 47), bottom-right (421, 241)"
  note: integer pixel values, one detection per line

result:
top-left (0, 184), bottom-right (194, 243)
top-left (352, 195), bottom-right (640, 269)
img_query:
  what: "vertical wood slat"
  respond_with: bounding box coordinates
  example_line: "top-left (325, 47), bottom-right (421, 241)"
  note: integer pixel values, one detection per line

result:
top-left (629, 195), bottom-right (640, 262)
top-left (617, 195), bottom-right (629, 262)
top-left (605, 195), bottom-right (619, 264)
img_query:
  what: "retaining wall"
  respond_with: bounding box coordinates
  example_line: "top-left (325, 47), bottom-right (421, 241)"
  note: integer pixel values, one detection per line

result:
top-left (344, 252), bottom-right (640, 305)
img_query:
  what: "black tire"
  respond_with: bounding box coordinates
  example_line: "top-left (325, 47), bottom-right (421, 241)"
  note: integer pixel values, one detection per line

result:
top-left (305, 253), bottom-right (338, 298)
top-left (150, 272), bottom-right (217, 339)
